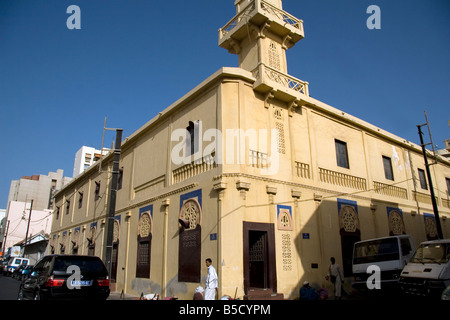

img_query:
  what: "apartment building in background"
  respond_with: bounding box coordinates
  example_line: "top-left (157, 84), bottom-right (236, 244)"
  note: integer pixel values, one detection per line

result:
top-left (1, 170), bottom-right (72, 258)
top-left (7, 169), bottom-right (72, 211)
top-left (73, 146), bottom-right (110, 178)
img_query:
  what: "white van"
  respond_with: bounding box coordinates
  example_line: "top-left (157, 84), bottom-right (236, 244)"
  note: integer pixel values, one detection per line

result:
top-left (399, 239), bottom-right (450, 298)
top-left (6, 257), bottom-right (30, 275)
top-left (352, 235), bottom-right (415, 291)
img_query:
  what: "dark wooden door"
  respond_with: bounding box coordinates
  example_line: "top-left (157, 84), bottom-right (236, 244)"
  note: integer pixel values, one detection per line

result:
top-left (243, 222), bottom-right (277, 295)
top-left (249, 231), bottom-right (269, 288)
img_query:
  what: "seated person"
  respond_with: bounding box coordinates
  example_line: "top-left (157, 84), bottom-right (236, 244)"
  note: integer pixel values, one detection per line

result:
top-left (300, 281), bottom-right (319, 300)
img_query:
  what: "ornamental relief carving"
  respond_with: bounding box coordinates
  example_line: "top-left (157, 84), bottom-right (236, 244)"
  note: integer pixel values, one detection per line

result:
top-left (268, 41), bottom-right (281, 70)
top-left (339, 205), bottom-right (360, 233)
top-left (138, 212), bottom-right (152, 238)
top-left (388, 210), bottom-right (405, 235)
top-left (72, 229), bottom-right (79, 248)
top-left (89, 226), bottom-right (96, 243)
top-left (424, 216), bottom-right (438, 239)
top-left (113, 220), bottom-right (120, 243)
top-left (179, 198), bottom-right (202, 230)
top-left (277, 209), bottom-right (293, 231)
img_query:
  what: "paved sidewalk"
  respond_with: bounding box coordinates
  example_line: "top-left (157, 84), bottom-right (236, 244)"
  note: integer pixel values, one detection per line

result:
top-left (108, 291), bottom-right (140, 300)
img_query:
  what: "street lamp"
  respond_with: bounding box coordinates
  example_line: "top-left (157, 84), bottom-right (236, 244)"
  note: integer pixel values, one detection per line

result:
top-left (417, 112), bottom-right (443, 239)
top-left (103, 128), bottom-right (123, 277)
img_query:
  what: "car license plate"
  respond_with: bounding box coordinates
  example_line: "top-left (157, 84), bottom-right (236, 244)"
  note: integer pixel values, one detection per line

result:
top-left (71, 280), bottom-right (92, 287)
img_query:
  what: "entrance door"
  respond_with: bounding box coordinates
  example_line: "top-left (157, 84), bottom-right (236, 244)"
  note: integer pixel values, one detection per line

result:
top-left (243, 222), bottom-right (277, 295)
top-left (341, 234), bottom-right (360, 277)
top-left (249, 231), bottom-right (269, 288)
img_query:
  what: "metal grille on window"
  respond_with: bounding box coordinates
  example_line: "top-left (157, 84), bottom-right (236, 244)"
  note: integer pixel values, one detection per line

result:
top-left (250, 236), bottom-right (265, 262)
top-left (138, 242), bottom-right (150, 265)
top-left (340, 205), bottom-right (358, 233)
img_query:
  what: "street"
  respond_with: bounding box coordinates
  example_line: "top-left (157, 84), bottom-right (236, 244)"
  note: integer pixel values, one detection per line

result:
top-left (0, 273), bottom-right (138, 300)
top-left (0, 272), bottom-right (444, 301)
top-left (0, 274), bottom-right (20, 300)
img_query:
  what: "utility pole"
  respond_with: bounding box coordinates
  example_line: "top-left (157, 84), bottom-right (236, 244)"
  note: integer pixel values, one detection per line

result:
top-left (417, 112), bottom-right (443, 239)
top-left (1, 220), bottom-right (10, 257)
top-left (23, 200), bottom-right (34, 257)
top-left (103, 128), bottom-right (123, 277)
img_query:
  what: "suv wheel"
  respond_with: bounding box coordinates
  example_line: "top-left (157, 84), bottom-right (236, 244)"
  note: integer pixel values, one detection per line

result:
top-left (17, 287), bottom-right (24, 300)
top-left (33, 290), bottom-right (41, 300)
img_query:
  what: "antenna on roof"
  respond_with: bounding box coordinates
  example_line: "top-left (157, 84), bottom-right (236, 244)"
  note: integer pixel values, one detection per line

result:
top-left (101, 116), bottom-right (107, 158)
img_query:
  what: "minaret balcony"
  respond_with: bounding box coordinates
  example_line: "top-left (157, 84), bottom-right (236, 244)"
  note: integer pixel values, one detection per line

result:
top-left (252, 63), bottom-right (309, 101)
top-left (219, 0), bottom-right (304, 52)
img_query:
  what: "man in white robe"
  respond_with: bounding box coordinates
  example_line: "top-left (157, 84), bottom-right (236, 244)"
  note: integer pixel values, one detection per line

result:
top-left (204, 258), bottom-right (218, 300)
top-left (328, 257), bottom-right (344, 299)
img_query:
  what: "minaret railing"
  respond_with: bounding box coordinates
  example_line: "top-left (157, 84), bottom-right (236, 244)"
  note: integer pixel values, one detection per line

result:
top-left (259, 0), bottom-right (302, 30)
top-left (219, 0), bottom-right (303, 40)
top-left (253, 63), bottom-right (309, 96)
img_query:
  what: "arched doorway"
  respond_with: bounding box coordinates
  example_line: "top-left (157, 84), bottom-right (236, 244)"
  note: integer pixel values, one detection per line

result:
top-left (337, 199), bottom-right (361, 277)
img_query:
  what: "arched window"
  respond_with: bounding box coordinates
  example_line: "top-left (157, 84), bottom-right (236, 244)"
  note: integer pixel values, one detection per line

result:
top-left (136, 208), bottom-right (152, 278)
top-left (87, 224), bottom-right (96, 256)
top-left (111, 219), bottom-right (120, 281)
top-left (178, 195), bottom-right (202, 283)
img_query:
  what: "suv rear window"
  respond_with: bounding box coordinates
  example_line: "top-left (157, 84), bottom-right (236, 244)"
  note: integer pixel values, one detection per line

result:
top-left (53, 256), bottom-right (107, 273)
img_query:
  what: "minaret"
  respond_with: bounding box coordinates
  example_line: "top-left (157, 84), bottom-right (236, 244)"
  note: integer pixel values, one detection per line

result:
top-left (219, 0), bottom-right (309, 100)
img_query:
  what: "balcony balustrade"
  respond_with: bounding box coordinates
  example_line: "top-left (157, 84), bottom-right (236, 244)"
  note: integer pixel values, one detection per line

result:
top-left (373, 181), bottom-right (408, 199)
top-left (219, 0), bottom-right (304, 50)
top-left (319, 167), bottom-right (367, 191)
top-left (252, 63), bottom-right (309, 100)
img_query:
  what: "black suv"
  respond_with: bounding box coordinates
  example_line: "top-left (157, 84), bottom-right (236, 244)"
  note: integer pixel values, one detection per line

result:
top-left (17, 255), bottom-right (110, 300)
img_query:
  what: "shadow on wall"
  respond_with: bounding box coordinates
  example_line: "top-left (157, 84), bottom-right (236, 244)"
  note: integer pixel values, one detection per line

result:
top-left (290, 196), bottom-right (436, 299)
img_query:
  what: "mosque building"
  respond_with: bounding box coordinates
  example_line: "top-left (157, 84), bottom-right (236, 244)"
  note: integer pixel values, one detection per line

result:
top-left (51, 0), bottom-right (450, 299)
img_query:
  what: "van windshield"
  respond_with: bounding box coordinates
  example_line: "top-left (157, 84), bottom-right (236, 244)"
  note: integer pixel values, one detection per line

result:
top-left (353, 238), bottom-right (399, 264)
top-left (410, 243), bottom-right (450, 264)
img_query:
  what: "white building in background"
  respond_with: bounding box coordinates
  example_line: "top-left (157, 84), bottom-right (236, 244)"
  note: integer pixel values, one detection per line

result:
top-left (0, 209), bottom-right (6, 255)
top-left (7, 169), bottom-right (72, 211)
top-left (1, 170), bottom-right (71, 256)
top-left (1, 201), bottom-right (52, 256)
top-left (436, 139), bottom-right (450, 160)
top-left (0, 209), bottom-right (5, 228)
top-left (73, 146), bottom-right (110, 178)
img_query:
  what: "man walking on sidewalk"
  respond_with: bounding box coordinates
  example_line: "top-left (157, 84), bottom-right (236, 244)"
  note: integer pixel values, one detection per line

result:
top-left (204, 258), bottom-right (218, 300)
top-left (328, 257), bottom-right (344, 300)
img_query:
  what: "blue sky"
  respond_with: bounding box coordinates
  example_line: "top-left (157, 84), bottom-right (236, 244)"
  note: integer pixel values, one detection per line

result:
top-left (1, 0), bottom-right (449, 208)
